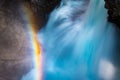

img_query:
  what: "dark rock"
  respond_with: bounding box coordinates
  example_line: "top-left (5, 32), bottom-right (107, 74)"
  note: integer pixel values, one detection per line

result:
top-left (104, 0), bottom-right (120, 27)
top-left (27, 0), bottom-right (61, 14)
top-left (23, 0), bottom-right (61, 30)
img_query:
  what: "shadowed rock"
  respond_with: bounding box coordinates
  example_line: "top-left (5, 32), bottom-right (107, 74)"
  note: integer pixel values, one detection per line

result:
top-left (105, 0), bottom-right (120, 27)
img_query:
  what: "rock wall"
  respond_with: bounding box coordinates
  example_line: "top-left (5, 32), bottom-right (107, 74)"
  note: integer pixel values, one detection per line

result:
top-left (23, 0), bottom-right (61, 30)
top-left (0, 0), bottom-right (61, 80)
top-left (104, 0), bottom-right (120, 27)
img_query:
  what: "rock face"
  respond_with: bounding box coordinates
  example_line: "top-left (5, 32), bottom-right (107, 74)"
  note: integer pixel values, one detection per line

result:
top-left (26, 0), bottom-right (61, 14)
top-left (0, 0), bottom-right (60, 80)
top-left (23, 0), bottom-right (61, 30)
top-left (104, 0), bottom-right (120, 27)
top-left (0, 1), bottom-right (34, 80)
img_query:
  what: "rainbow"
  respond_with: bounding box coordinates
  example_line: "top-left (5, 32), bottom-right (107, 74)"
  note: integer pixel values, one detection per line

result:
top-left (23, 4), bottom-right (42, 80)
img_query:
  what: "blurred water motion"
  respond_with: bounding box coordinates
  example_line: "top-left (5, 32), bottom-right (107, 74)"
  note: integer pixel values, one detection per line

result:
top-left (22, 0), bottom-right (120, 80)
top-left (21, 69), bottom-right (37, 80)
top-left (99, 59), bottom-right (116, 80)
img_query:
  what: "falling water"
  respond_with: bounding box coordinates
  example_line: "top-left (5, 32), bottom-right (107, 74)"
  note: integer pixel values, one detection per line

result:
top-left (22, 0), bottom-right (120, 80)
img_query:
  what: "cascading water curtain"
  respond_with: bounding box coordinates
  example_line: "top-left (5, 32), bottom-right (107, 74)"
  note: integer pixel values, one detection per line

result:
top-left (22, 0), bottom-right (120, 80)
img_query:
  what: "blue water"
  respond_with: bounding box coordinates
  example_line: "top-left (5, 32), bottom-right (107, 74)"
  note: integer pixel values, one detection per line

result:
top-left (22, 0), bottom-right (120, 80)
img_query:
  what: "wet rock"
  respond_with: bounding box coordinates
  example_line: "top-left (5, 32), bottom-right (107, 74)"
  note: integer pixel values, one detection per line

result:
top-left (0, 0), bottom-right (61, 80)
top-left (104, 0), bottom-right (120, 27)
top-left (0, 1), bottom-right (34, 80)
top-left (23, 0), bottom-right (61, 30)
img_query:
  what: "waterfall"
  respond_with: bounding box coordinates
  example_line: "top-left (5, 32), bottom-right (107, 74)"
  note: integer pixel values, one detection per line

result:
top-left (22, 0), bottom-right (120, 80)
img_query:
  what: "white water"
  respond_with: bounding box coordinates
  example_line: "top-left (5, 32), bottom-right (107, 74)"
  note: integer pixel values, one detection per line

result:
top-left (22, 0), bottom-right (120, 80)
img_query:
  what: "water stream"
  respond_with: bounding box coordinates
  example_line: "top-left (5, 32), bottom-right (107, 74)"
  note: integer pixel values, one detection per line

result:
top-left (22, 0), bottom-right (120, 80)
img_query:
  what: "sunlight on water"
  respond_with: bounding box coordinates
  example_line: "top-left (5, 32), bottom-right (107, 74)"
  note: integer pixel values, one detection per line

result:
top-left (99, 59), bottom-right (116, 80)
top-left (22, 0), bottom-right (120, 80)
